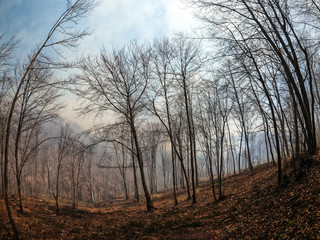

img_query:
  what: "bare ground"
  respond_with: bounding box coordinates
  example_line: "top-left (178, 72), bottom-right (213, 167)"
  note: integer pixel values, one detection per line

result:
top-left (1, 156), bottom-right (320, 239)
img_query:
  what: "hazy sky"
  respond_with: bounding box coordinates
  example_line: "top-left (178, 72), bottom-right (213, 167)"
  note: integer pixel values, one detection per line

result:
top-left (0, 0), bottom-right (199, 129)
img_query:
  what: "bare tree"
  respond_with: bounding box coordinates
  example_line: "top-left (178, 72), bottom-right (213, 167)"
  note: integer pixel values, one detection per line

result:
top-left (226, 62), bottom-right (254, 170)
top-left (141, 122), bottom-right (162, 194)
top-left (83, 149), bottom-right (96, 204)
top-left (214, 79), bottom-right (232, 200)
top-left (171, 34), bottom-right (203, 204)
top-left (130, 132), bottom-right (140, 202)
top-left (192, 0), bottom-right (320, 187)
top-left (73, 42), bottom-right (154, 211)
top-left (106, 122), bottom-right (131, 200)
top-left (54, 123), bottom-right (73, 212)
top-left (195, 83), bottom-right (218, 201)
top-left (0, 34), bottom-right (17, 198)
top-left (111, 141), bottom-right (130, 200)
top-left (68, 137), bottom-right (86, 210)
top-left (3, 1), bottom-right (96, 238)
top-left (149, 37), bottom-right (191, 204)
top-left (11, 64), bottom-right (62, 213)
top-left (160, 143), bottom-right (170, 190)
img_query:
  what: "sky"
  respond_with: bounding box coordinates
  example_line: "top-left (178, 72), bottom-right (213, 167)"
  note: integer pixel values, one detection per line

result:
top-left (0, 0), bottom-right (199, 129)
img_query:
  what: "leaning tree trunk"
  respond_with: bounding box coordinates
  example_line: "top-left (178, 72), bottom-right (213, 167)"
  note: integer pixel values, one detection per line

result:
top-left (130, 116), bottom-right (153, 211)
top-left (171, 144), bottom-right (178, 206)
top-left (17, 174), bottom-right (23, 213)
top-left (206, 141), bottom-right (217, 201)
top-left (0, 134), bottom-right (4, 198)
top-left (54, 167), bottom-right (61, 212)
top-left (182, 79), bottom-right (196, 204)
top-left (131, 133), bottom-right (140, 202)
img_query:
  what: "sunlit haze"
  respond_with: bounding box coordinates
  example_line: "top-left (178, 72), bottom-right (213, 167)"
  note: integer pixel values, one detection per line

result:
top-left (0, 0), bottom-right (199, 129)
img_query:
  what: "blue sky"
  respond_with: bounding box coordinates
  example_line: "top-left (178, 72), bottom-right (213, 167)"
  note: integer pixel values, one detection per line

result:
top-left (0, 0), bottom-right (198, 129)
top-left (0, 1), bottom-right (65, 53)
top-left (0, 0), bottom-right (197, 57)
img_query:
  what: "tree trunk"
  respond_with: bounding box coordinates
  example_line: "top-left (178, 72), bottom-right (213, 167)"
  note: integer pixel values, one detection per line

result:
top-left (182, 80), bottom-right (196, 204)
top-left (238, 129), bottom-right (243, 173)
top-left (161, 145), bottom-right (167, 190)
top-left (176, 133), bottom-right (191, 200)
top-left (218, 120), bottom-right (226, 200)
top-left (227, 121), bottom-right (236, 175)
top-left (263, 122), bottom-right (270, 163)
top-left (121, 145), bottom-right (129, 200)
top-left (131, 134), bottom-right (140, 202)
top-left (130, 117), bottom-right (154, 211)
top-left (190, 102), bottom-right (199, 187)
top-left (17, 175), bottom-right (23, 213)
top-left (244, 128), bottom-right (253, 170)
top-left (54, 168), bottom-right (60, 212)
top-left (207, 144), bottom-right (217, 201)
top-left (171, 144), bottom-right (178, 206)
top-left (72, 170), bottom-right (76, 209)
top-left (0, 135), bottom-right (4, 198)
top-left (46, 161), bottom-right (51, 197)
top-left (123, 170), bottom-right (129, 200)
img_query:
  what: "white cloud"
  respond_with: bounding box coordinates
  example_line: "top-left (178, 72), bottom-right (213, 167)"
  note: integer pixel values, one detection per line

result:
top-left (77, 0), bottom-right (199, 55)
top-left (76, 0), bottom-right (166, 54)
top-left (165, 0), bottom-right (198, 33)
top-left (1, 0), bottom-right (200, 130)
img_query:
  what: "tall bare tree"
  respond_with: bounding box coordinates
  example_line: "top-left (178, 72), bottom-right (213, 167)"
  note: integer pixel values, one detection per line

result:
top-left (192, 0), bottom-right (320, 185)
top-left (149, 37), bottom-right (191, 204)
top-left (3, 1), bottom-right (96, 237)
top-left (0, 35), bottom-right (17, 198)
top-left (68, 137), bottom-right (86, 210)
top-left (195, 83), bottom-right (218, 201)
top-left (141, 122), bottom-right (162, 194)
top-left (73, 42), bottom-right (154, 211)
top-left (171, 34), bottom-right (203, 204)
top-left (11, 64), bottom-right (62, 213)
top-left (54, 123), bottom-right (73, 212)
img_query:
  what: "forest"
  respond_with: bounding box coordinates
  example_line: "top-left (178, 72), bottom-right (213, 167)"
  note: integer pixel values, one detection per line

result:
top-left (1, 0), bottom-right (320, 239)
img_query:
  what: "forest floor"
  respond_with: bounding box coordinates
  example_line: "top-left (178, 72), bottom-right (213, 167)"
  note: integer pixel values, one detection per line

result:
top-left (1, 155), bottom-right (320, 239)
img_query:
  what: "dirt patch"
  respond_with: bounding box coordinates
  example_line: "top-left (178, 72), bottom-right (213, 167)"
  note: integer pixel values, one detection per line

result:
top-left (1, 160), bottom-right (320, 239)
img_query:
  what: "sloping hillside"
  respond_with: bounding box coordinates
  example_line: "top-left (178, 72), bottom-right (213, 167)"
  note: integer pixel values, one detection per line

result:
top-left (1, 156), bottom-right (320, 239)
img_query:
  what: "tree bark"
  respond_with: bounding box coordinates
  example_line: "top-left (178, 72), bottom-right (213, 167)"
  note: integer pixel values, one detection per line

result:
top-left (131, 134), bottom-right (139, 202)
top-left (129, 115), bottom-right (154, 211)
